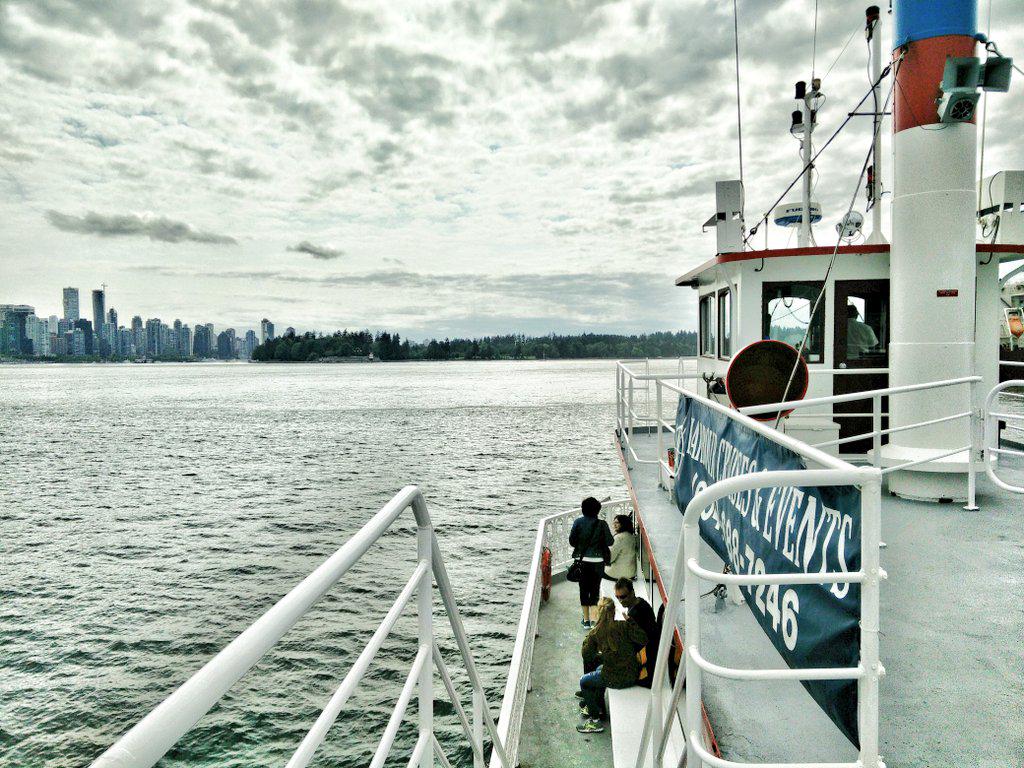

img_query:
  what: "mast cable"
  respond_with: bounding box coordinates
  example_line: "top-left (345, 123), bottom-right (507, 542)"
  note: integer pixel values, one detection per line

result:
top-left (811, 0), bottom-right (819, 78)
top-left (773, 56), bottom-right (902, 429)
top-left (978, 0), bottom-right (993, 217)
top-left (742, 64), bottom-right (894, 247)
top-left (732, 0), bottom-right (745, 194)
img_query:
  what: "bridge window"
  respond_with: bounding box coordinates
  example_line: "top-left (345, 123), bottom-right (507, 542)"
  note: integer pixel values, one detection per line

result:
top-left (718, 288), bottom-right (732, 359)
top-left (762, 281), bottom-right (825, 363)
top-left (699, 293), bottom-right (716, 356)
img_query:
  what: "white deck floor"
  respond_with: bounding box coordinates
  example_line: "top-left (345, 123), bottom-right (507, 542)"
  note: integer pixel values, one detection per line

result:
top-left (620, 430), bottom-right (1024, 766)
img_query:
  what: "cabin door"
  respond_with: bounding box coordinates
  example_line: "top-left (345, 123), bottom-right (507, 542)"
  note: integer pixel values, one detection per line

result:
top-left (833, 280), bottom-right (889, 454)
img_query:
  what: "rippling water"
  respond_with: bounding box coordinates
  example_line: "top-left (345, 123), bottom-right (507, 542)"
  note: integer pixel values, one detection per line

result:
top-left (0, 361), bottom-right (625, 768)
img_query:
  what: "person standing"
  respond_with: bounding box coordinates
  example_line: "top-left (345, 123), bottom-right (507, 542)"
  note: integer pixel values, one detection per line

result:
top-left (568, 497), bottom-right (614, 628)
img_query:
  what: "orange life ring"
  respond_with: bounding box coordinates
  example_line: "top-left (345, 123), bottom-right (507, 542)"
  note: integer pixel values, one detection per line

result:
top-left (1009, 315), bottom-right (1024, 339)
top-left (541, 547), bottom-right (552, 603)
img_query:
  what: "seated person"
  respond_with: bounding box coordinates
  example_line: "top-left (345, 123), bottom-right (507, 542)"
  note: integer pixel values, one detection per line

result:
top-left (605, 515), bottom-right (638, 582)
top-left (614, 578), bottom-right (658, 688)
top-left (847, 303), bottom-right (879, 358)
top-left (576, 598), bottom-right (648, 734)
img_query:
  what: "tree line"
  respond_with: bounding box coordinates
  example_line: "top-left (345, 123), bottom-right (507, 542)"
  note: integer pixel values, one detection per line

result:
top-left (252, 329), bottom-right (697, 362)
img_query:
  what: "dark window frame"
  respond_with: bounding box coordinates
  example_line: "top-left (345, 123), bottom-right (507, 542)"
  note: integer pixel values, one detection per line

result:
top-left (761, 281), bottom-right (826, 364)
top-left (717, 287), bottom-right (732, 360)
top-left (699, 293), bottom-right (716, 357)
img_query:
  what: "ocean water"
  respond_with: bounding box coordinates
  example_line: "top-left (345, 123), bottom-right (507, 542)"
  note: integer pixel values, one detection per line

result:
top-left (0, 360), bottom-right (626, 768)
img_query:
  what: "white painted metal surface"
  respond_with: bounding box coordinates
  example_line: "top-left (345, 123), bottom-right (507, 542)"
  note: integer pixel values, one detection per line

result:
top-left (984, 379), bottom-right (1024, 492)
top-left (90, 486), bottom-right (509, 768)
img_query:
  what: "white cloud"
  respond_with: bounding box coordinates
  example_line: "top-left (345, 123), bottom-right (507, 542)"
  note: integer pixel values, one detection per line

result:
top-left (1, 0), bottom-right (1022, 336)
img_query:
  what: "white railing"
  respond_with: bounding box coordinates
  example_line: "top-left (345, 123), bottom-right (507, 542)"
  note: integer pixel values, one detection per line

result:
top-left (625, 383), bottom-right (885, 768)
top-left (616, 358), bottom-right (701, 470)
top-left (91, 486), bottom-right (509, 768)
top-left (490, 499), bottom-right (632, 768)
top-left (984, 379), bottom-right (1024, 492)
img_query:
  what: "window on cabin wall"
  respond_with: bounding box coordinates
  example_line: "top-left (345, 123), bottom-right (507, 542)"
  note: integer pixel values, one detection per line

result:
top-left (761, 281), bottom-right (825, 363)
top-left (699, 294), bottom-right (715, 356)
top-left (718, 288), bottom-right (732, 359)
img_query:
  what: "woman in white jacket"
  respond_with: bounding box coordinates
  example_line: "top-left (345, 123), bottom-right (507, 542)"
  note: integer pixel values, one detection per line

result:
top-left (604, 514), bottom-right (638, 581)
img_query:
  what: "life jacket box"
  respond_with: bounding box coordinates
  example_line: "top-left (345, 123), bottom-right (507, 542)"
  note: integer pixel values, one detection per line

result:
top-left (780, 417), bottom-right (841, 458)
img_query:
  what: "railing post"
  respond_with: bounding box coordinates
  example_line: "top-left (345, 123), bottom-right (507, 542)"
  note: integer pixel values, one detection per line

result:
top-left (871, 395), bottom-right (882, 469)
top-left (472, 689), bottom-right (484, 768)
top-left (656, 382), bottom-right (665, 488)
top-left (683, 519), bottom-right (701, 768)
top-left (966, 379), bottom-right (980, 511)
top-left (418, 519), bottom-right (434, 768)
top-left (857, 470), bottom-right (883, 768)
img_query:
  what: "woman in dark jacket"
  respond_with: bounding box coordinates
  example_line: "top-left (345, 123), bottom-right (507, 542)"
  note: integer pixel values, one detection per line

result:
top-left (576, 598), bottom-right (648, 733)
top-left (568, 497), bottom-right (614, 628)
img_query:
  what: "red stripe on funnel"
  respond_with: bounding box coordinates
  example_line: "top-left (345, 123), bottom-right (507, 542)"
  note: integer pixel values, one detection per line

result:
top-left (893, 34), bottom-right (976, 132)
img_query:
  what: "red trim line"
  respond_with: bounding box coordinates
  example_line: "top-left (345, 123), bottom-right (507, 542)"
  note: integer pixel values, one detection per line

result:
top-left (613, 432), bottom-right (723, 759)
top-left (979, 244), bottom-right (1024, 253)
top-left (718, 244), bottom-right (890, 263)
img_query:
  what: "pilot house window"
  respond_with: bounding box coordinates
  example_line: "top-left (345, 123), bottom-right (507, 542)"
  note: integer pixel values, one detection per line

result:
top-left (718, 288), bottom-right (732, 359)
top-left (699, 294), bottom-right (715, 356)
top-left (762, 282), bottom-right (825, 363)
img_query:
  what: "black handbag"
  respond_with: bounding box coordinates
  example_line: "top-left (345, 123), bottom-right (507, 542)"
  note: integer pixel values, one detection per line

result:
top-left (566, 521), bottom-right (603, 582)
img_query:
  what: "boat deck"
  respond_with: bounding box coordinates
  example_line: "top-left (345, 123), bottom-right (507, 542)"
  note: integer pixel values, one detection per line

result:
top-left (621, 430), bottom-right (1024, 766)
top-left (517, 577), bottom-right (615, 768)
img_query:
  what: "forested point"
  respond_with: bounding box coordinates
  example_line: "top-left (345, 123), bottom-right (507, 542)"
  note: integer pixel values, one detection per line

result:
top-left (252, 330), bottom-right (698, 362)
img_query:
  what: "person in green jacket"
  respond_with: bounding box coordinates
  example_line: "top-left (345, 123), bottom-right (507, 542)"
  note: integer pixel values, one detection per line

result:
top-left (576, 598), bottom-right (648, 733)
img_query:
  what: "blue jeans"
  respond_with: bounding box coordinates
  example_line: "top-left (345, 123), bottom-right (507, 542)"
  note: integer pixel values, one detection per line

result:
top-left (580, 667), bottom-right (606, 717)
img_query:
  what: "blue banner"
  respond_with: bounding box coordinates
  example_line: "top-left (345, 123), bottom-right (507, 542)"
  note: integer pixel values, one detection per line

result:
top-left (673, 396), bottom-right (862, 746)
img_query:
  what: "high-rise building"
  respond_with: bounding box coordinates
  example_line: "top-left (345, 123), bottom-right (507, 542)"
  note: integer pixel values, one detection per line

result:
top-left (0, 304), bottom-right (35, 355)
top-left (243, 329), bottom-right (257, 359)
top-left (62, 288), bottom-right (79, 322)
top-left (117, 327), bottom-right (134, 357)
top-left (178, 325), bottom-right (192, 357)
top-left (73, 319), bottom-right (93, 355)
top-left (160, 323), bottom-right (172, 356)
top-left (26, 315), bottom-right (49, 356)
top-left (145, 318), bottom-right (161, 356)
top-left (107, 307), bottom-right (118, 330)
top-left (50, 333), bottom-right (68, 357)
top-left (216, 328), bottom-right (236, 359)
top-left (260, 318), bottom-right (275, 344)
top-left (48, 314), bottom-right (59, 333)
top-left (91, 289), bottom-right (105, 336)
top-left (71, 328), bottom-right (86, 356)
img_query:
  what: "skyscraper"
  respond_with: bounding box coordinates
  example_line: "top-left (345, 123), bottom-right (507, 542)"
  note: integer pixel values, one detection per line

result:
top-left (73, 319), bottom-right (93, 355)
top-left (260, 318), bottom-right (275, 344)
top-left (243, 329), bottom-right (257, 359)
top-left (107, 307), bottom-right (118, 330)
top-left (91, 289), bottom-right (105, 336)
top-left (145, 318), bottom-right (161, 356)
top-left (178, 324), bottom-right (192, 357)
top-left (62, 288), bottom-right (79, 322)
top-left (0, 305), bottom-right (35, 355)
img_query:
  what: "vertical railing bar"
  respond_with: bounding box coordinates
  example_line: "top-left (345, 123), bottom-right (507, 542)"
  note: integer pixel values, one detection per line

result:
top-left (657, 381), bottom-right (665, 487)
top-left (432, 643), bottom-right (487, 768)
top-left (656, 646), bottom-right (688, 765)
top-left (368, 645), bottom-right (430, 768)
top-left (966, 378), bottom-right (980, 511)
top-left (857, 473), bottom-right (883, 768)
top-left (430, 534), bottom-right (512, 768)
top-left (871, 395), bottom-right (882, 469)
top-left (473, 688), bottom-right (484, 768)
top-left (417, 511), bottom-right (434, 768)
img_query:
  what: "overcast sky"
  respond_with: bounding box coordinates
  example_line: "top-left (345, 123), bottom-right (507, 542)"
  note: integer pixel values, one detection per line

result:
top-left (1, 0), bottom-right (1022, 338)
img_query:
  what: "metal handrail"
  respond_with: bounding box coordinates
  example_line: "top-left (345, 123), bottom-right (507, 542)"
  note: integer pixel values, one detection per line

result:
top-left (90, 486), bottom-right (509, 768)
top-left (984, 380), bottom-right (1024, 493)
top-left (633, 464), bottom-right (884, 768)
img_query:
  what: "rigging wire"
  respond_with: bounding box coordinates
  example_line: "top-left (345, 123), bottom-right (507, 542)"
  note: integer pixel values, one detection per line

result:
top-left (821, 24), bottom-right (860, 83)
top-left (811, 0), bottom-right (819, 78)
top-left (772, 55), bottom-right (903, 429)
top-left (742, 63), bottom-right (894, 248)
top-left (978, 0), bottom-right (993, 216)
top-left (732, 0), bottom-right (745, 193)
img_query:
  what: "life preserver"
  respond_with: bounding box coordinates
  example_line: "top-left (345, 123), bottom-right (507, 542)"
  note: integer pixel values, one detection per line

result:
top-left (541, 547), bottom-right (552, 603)
top-left (1009, 315), bottom-right (1024, 339)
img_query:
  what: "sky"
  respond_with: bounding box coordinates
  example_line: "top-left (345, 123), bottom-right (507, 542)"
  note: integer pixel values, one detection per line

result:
top-left (1, 0), bottom-right (1022, 339)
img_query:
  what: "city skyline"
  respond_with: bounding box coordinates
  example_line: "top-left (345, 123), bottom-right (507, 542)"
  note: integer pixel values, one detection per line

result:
top-left (0, 284), bottom-right (276, 360)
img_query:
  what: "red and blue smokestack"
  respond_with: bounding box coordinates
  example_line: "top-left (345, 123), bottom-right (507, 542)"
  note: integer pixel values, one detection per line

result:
top-left (885, 0), bottom-right (980, 501)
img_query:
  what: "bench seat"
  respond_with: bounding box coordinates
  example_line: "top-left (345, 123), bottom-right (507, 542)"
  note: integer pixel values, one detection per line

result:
top-left (607, 685), bottom-right (687, 768)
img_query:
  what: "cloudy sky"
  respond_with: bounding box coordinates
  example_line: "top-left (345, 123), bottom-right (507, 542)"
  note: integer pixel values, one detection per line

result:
top-left (2, 0), bottom-right (1022, 338)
